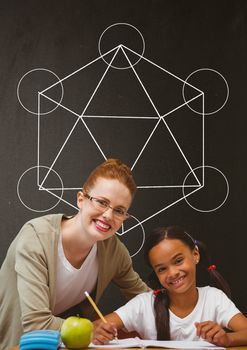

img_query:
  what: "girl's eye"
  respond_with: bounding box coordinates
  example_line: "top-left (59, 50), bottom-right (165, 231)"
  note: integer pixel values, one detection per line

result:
top-left (175, 258), bottom-right (183, 265)
top-left (157, 267), bottom-right (166, 273)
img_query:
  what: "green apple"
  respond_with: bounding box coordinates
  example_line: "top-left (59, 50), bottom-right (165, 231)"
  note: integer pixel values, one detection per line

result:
top-left (61, 316), bottom-right (93, 349)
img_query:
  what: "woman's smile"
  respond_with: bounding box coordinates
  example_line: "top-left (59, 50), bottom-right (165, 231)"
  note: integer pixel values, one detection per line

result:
top-left (94, 218), bottom-right (111, 232)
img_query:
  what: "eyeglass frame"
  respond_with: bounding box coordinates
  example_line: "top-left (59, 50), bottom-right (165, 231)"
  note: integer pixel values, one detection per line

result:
top-left (83, 192), bottom-right (131, 220)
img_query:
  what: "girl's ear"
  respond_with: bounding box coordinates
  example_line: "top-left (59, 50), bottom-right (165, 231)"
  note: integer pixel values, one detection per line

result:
top-left (193, 246), bottom-right (200, 264)
top-left (77, 191), bottom-right (84, 209)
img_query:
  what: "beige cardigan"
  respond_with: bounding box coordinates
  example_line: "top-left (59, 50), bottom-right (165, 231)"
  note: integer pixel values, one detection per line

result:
top-left (0, 214), bottom-right (149, 350)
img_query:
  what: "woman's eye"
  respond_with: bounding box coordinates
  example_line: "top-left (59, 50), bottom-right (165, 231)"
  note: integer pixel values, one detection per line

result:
top-left (114, 208), bottom-right (125, 215)
top-left (175, 258), bottom-right (183, 264)
top-left (96, 199), bottom-right (108, 207)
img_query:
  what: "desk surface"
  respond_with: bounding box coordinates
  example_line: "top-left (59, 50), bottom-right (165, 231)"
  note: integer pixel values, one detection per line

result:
top-left (10, 347), bottom-right (247, 350)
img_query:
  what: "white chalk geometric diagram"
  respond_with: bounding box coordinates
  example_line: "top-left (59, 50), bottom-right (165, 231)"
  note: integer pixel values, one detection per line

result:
top-left (17, 68), bottom-right (64, 115)
top-left (182, 68), bottom-right (229, 115)
top-left (16, 23), bottom-right (230, 256)
top-left (17, 165), bottom-right (64, 212)
top-left (183, 165), bottom-right (229, 213)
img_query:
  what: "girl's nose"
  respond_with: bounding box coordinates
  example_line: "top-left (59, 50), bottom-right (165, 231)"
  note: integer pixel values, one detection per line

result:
top-left (167, 266), bottom-right (179, 279)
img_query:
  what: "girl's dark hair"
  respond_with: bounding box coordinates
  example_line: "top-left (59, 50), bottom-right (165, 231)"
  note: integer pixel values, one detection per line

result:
top-left (143, 226), bottom-right (231, 340)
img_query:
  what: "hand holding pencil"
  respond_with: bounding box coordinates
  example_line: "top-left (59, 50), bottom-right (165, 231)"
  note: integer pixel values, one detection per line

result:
top-left (84, 291), bottom-right (118, 344)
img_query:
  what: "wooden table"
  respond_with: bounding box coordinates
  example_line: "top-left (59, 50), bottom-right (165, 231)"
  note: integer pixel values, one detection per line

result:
top-left (10, 347), bottom-right (247, 350)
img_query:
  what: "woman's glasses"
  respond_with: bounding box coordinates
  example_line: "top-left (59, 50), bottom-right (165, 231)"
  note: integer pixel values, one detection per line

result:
top-left (83, 193), bottom-right (130, 220)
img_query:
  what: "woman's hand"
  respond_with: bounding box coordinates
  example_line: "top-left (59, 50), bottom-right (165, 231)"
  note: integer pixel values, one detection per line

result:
top-left (195, 321), bottom-right (231, 347)
top-left (92, 320), bottom-right (118, 345)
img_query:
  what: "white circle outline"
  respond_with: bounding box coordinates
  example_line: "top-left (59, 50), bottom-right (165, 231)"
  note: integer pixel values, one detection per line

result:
top-left (182, 68), bottom-right (229, 115)
top-left (17, 165), bottom-right (64, 212)
top-left (117, 214), bottom-right (146, 257)
top-left (17, 68), bottom-right (64, 115)
top-left (98, 22), bottom-right (145, 70)
top-left (182, 165), bottom-right (229, 212)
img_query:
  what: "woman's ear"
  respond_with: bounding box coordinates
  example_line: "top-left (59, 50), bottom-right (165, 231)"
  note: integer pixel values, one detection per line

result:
top-left (77, 191), bottom-right (84, 209)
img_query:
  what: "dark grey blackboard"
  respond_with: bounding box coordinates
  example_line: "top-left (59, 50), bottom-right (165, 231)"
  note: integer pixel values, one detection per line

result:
top-left (0, 0), bottom-right (246, 314)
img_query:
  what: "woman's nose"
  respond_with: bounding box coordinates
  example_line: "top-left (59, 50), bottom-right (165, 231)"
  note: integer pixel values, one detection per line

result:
top-left (102, 206), bottom-right (114, 219)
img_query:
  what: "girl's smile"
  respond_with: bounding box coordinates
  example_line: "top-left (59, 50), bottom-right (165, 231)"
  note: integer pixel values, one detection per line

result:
top-left (168, 274), bottom-right (186, 288)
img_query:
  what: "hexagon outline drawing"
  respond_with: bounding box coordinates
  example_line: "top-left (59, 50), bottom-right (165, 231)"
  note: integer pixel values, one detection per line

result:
top-left (38, 44), bottom-right (203, 228)
top-left (17, 23), bottom-right (230, 237)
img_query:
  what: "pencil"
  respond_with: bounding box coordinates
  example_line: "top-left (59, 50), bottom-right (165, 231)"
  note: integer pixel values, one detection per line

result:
top-left (84, 291), bottom-right (107, 323)
top-left (84, 291), bottom-right (118, 341)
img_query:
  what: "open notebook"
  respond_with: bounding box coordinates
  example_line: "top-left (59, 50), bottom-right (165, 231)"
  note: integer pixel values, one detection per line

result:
top-left (89, 337), bottom-right (225, 349)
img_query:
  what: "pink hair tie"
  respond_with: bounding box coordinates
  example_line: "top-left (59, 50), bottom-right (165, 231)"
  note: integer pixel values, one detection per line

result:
top-left (207, 264), bottom-right (216, 271)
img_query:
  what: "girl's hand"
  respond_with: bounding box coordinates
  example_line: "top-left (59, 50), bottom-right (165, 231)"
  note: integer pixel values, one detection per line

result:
top-left (92, 320), bottom-right (118, 345)
top-left (195, 321), bottom-right (231, 347)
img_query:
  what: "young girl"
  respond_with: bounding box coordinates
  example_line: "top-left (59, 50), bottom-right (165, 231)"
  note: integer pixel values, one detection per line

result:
top-left (93, 226), bottom-right (247, 347)
top-left (0, 159), bottom-right (149, 349)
